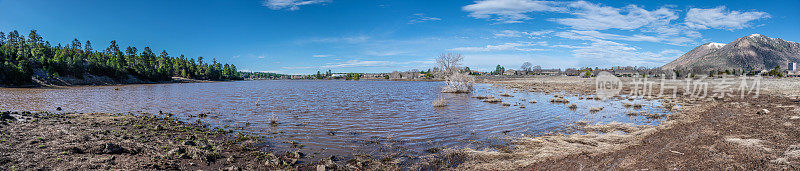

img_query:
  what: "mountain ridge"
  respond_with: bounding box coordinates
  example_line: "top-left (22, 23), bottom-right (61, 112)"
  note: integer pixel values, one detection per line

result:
top-left (661, 34), bottom-right (800, 72)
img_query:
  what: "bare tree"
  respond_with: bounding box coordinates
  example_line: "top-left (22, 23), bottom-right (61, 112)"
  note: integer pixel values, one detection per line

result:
top-left (521, 62), bottom-right (532, 71)
top-left (436, 53), bottom-right (464, 74)
top-left (436, 53), bottom-right (474, 93)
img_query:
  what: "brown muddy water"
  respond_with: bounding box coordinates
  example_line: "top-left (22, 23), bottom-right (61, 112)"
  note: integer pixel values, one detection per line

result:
top-left (0, 80), bottom-right (671, 162)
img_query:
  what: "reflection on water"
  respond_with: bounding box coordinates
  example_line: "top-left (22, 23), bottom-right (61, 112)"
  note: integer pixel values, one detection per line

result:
top-left (0, 80), bottom-right (670, 160)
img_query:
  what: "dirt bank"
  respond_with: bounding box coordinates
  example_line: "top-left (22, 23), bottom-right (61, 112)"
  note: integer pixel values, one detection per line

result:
top-left (526, 95), bottom-right (800, 170)
top-left (436, 76), bottom-right (800, 170)
top-left (0, 112), bottom-right (368, 170)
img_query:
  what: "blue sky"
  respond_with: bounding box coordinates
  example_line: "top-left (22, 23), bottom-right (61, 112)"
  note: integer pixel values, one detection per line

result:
top-left (1, 0), bottom-right (797, 74)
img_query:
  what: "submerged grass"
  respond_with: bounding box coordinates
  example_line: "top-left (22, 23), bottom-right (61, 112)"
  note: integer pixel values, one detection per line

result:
top-left (433, 97), bottom-right (448, 107)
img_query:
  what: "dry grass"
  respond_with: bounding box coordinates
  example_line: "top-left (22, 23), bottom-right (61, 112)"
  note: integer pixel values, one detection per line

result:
top-left (589, 107), bottom-right (604, 112)
top-left (483, 98), bottom-right (502, 103)
top-left (433, 97), bottom-right (448, 107)
top-left (446, 121), bottom-right (660, 170)
top-left (473, 95), bottom-right (493, 99)
top-left (622, 102), bottom-right (633, 108)
top-left (550, 97), bottom-right (569, 103)
top-left (568, 103), bottom-right (577, 109)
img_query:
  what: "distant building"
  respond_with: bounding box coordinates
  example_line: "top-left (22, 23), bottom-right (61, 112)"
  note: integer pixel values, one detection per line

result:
top-left (503, 69), bottom-right (517, 75)
top-left (786, 62), bottom-right (800, 77)
top-left (331, 74), bottom-right (346, 78)
top-left (535, 69), bottom-right (561, 76)
top-left (613, 70), bottom-right (638, 77)
top-left (564, 68), bottom-right (581, 76)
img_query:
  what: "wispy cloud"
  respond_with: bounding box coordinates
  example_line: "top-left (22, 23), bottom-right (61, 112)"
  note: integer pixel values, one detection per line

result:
top-left (363, 50), bottom-right (407, 56)
top-left (299, 35), bottom-right (370, 44)
top-left (685, 6), bottom-right (770, 30)
top-left (463, 1), bottom-right (770, 48)
top-left (556, 30), bottom-right (657, 43)
top-left (494, 30), bottom-right (553, 38)
top-left (312, 54), bottom-right (332, 58)
top-left (462, 0), bottom-right (566, 23)
top-left (283, 60), bottom-right (433, 70)
top-left (408, 13), bottom-right (442, 24)
top-left (554, 2), bottom-right (678, 31)
top-left (262, 0), bottom-right (331, 11)
top-left (554, 39), bottom-right (683, 67)
top-left (450, 42), bottom-right (548, 52)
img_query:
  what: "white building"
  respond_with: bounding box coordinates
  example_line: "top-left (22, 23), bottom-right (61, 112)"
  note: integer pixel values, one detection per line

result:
top-left (787, 62), bottom-right (800, 77)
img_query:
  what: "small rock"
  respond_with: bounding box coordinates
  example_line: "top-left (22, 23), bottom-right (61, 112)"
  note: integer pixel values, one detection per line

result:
top-left (221, 166), bottom-right (240, 171)
top-left (167, 147), bottom-right (186, 157)
top-left (757, 109), bottom-right (770, 115)
top-left (56, 107), bottom-right (62, 111)
top-left (316, 165), bottom-right (327, 171)
top-left (226, 155), bottom-right (236, 163)
top-left (93, 143), bottom-right (127, 154)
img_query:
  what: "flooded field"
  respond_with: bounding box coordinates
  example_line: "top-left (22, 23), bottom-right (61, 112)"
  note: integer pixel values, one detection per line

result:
top-left (0, 80), bottom-right (671, 161)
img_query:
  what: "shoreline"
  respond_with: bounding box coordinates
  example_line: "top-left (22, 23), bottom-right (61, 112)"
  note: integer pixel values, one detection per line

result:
top-left (2, 76), bottom-right (799, 170)
top-left (0, 111), bottom-right (394, 170)
top-left (0, 77), bottom-right (225, 89)
top-left (430, 76), bottom-right (800, 170)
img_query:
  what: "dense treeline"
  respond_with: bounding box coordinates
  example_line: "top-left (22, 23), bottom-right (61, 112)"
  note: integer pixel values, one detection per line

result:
top-left (0, 30), bottom-right (240, 86)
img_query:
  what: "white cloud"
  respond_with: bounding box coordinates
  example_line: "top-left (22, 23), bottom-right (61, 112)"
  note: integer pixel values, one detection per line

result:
top-left (262, 0), bottom-right (330, 11)
top-left (555, 39), bottom-right (683, 67)
top-left (450, 42), bottom-right (548, 52)
top-left (364, 50), bottom-right (406, 56)
top-left (555, 30), bottom-right (682, 44)
top-left (409, 13), bottom-right (442, 24)
top-left (463, 1), bottom-right (771, 47)
top-left (312, 54), bottom-right (332, 58)
top-left (555, 2), bottom-right (679, 31)
top-left (494, 30), bottom-right (553, 38)
top-left (462, 0), bottom-right (566, 23)
top-left (302, 35), bottom-right (370, 44)
top-left (685, 6), bottom-right (770, 30)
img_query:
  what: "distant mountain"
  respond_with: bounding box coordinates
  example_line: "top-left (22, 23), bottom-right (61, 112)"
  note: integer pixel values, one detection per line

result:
top-left (661, 34), bottom-right (800, 72)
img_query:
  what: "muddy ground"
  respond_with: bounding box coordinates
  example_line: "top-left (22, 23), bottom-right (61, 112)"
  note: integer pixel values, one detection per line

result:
top-left (526, 95), bottom-right (800, 170)
top-left (0, 112), bottom-right (399, 170)
top-left (2, 76), bottom-right (799, 170)
top-left (458, 76), bottom-right (800, 170)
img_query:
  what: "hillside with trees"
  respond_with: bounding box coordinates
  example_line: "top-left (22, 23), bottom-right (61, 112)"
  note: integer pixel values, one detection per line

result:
top-left (0, 30), bottom-right (240, 86)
